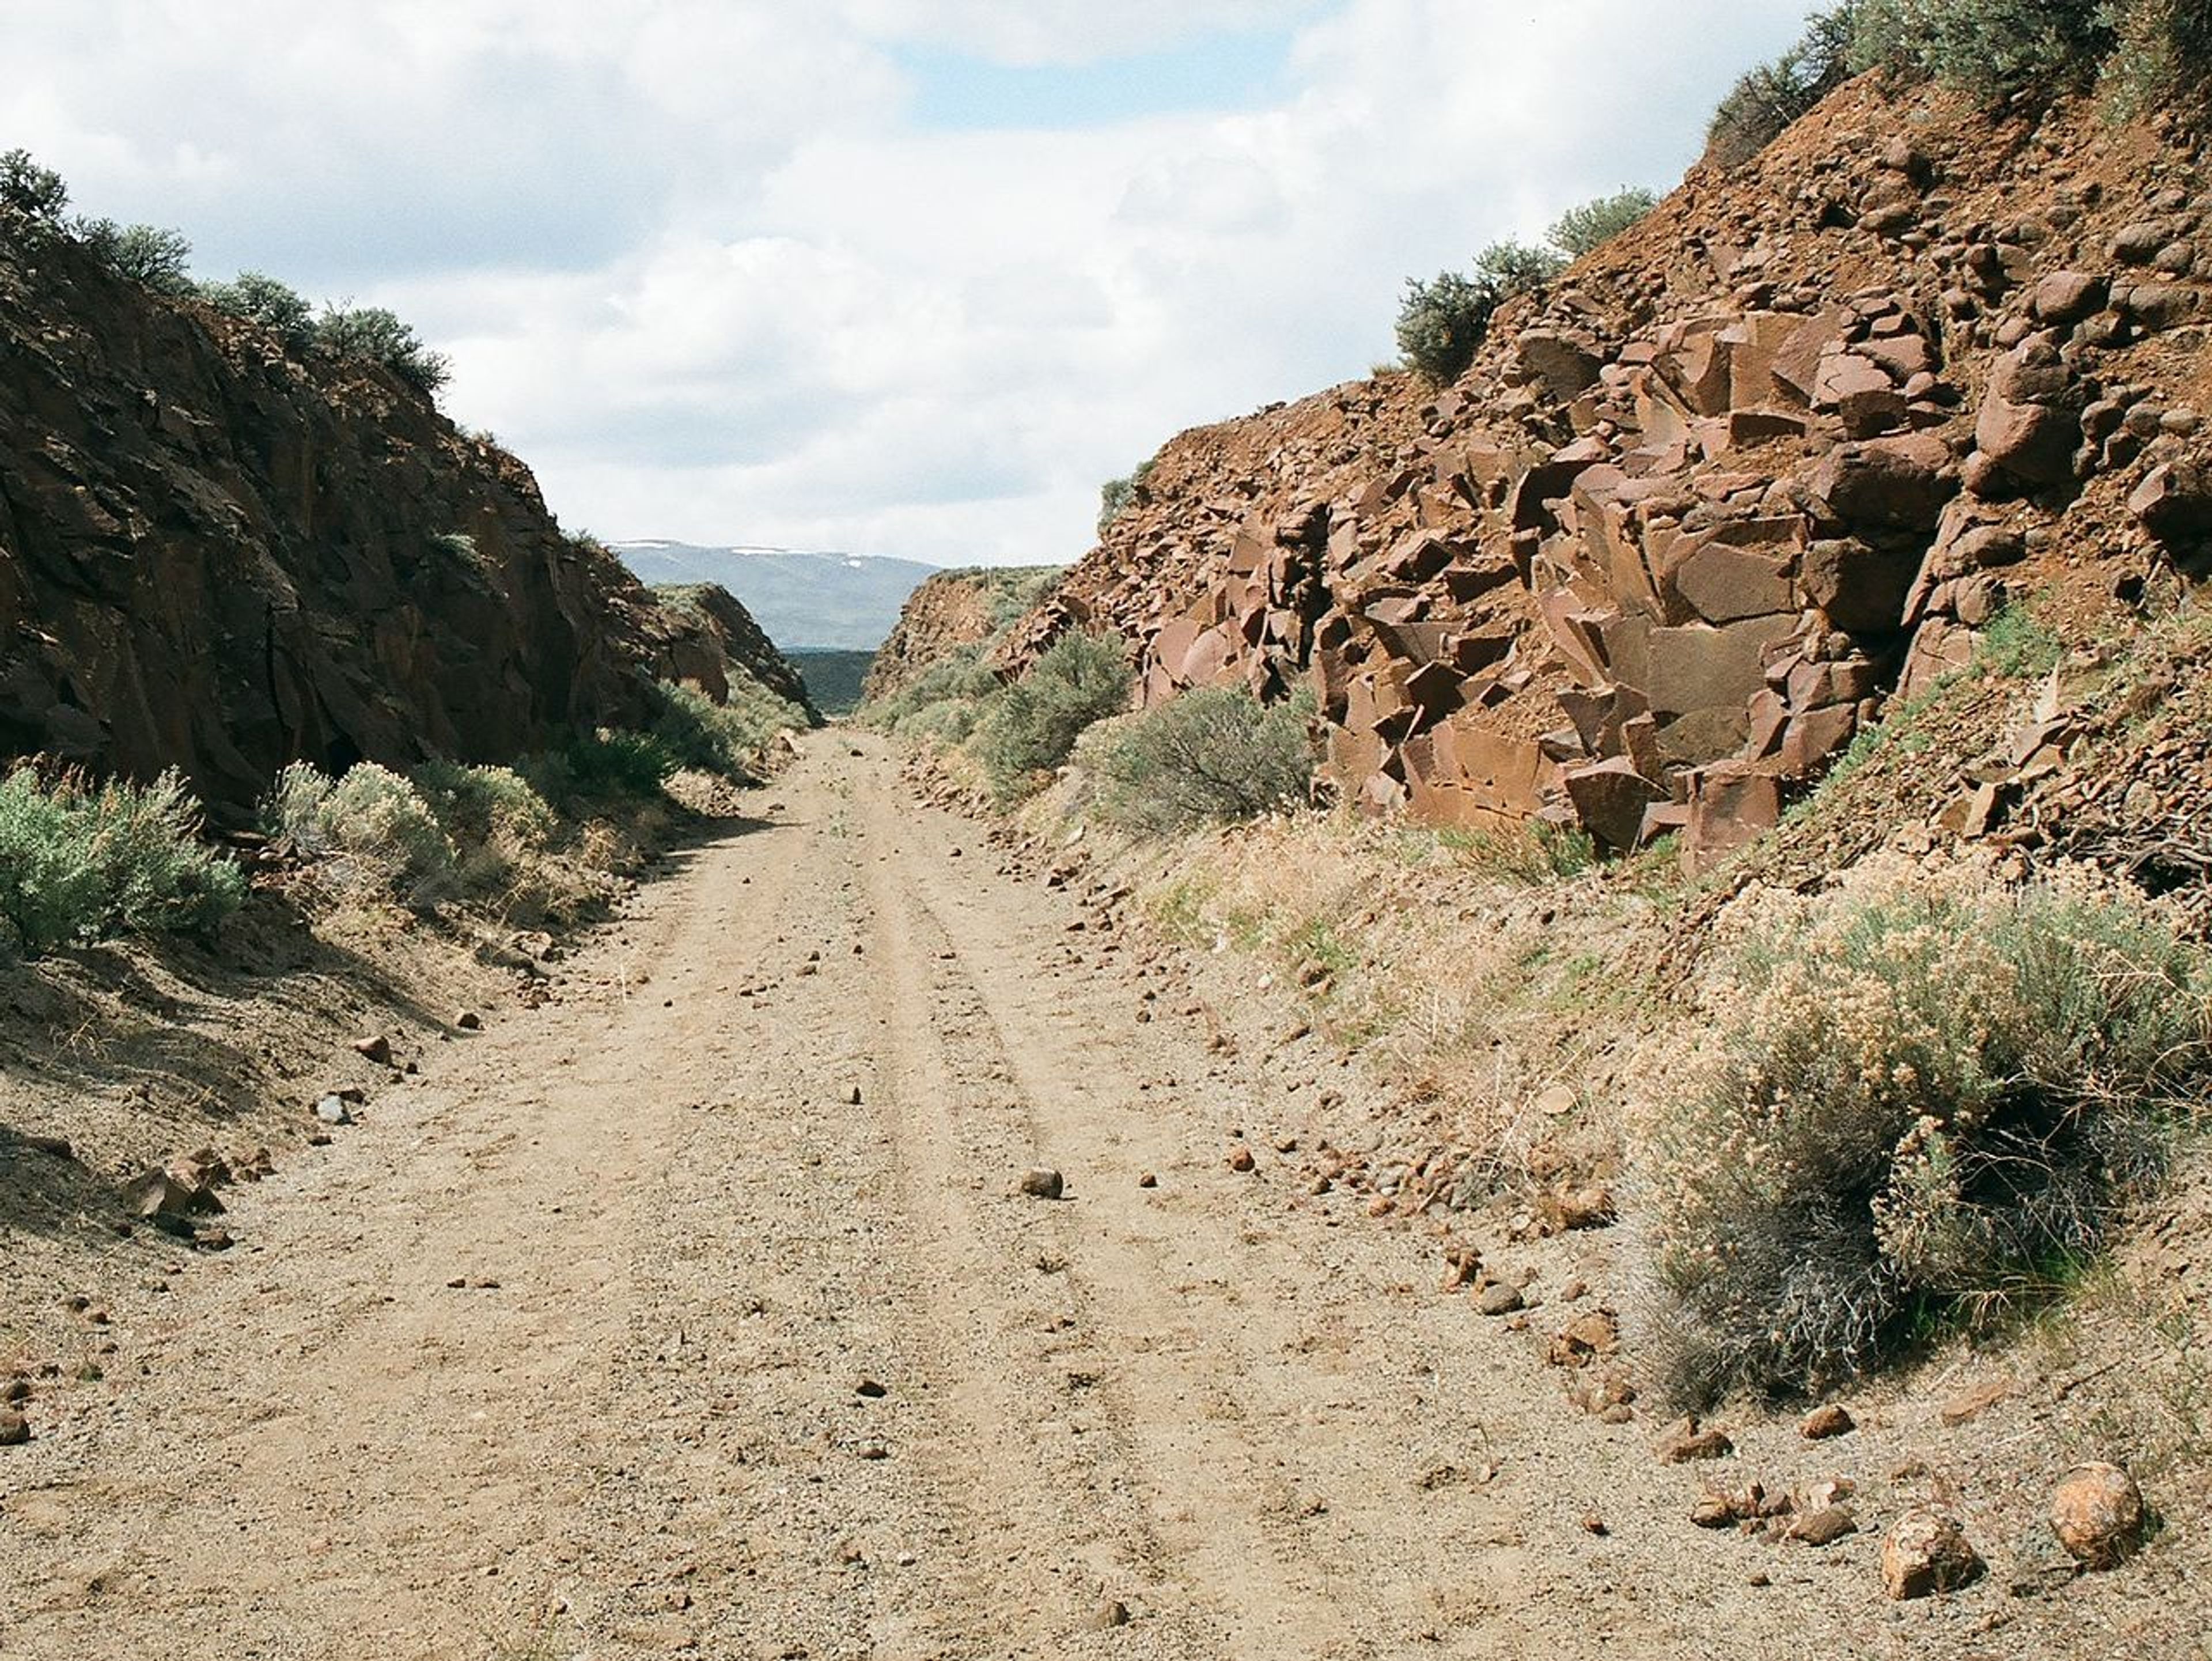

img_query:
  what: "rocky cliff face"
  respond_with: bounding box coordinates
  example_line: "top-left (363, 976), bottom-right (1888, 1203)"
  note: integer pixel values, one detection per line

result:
top-left (0, 225), bottom-right (798, 815)
top-left (1006, 79), bottom-right (2212, 864)
top-left (641, 584), bottom-right (820, 721)
top-left (863, 567), bottom-right (1060, 705)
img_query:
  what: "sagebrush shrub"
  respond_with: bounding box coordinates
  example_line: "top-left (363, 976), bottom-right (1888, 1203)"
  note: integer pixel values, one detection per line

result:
top-left (74, 219), bottom-right (194, 295)
top-left (263, 761), bottom-right (454, 901)
top-left (650, 678), bottom-right (806, 782)
top-left (1849, 0), bottom-right (2115, 103)
top-left (1090, 686), bottom-right (1316, 837)
top-left (199, 272), bottom-right (317, 350)
top-left (1395, 271), bottom-right (1498, 384)
top-left (317, 304), bottom-right (452, 394)
top-left (534, 730), bottom-right (679, 803)
top-left (411, 760), bottom-right (556, 848)
top-left (1548, 189), bottom-right (1658, 258)
top-left (974, 632), bottom-right (1133, 800)
top-left (1707, 4), bottom-right (1858, 167)
top-left (0, 148), bottom-right (67, 223)
top-left (0, 766), bottom-right (243, 952)
top-left (1474, 237), bottom-right (1567, 298)
top-left (1637, 857), bottom-right (2208, 1403)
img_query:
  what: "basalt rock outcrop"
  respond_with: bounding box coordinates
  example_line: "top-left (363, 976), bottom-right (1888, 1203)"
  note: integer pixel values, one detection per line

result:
top-left (0, 222), bottom-right (800, 816)
top-left (1005, 80), bottom-right (2212, 865)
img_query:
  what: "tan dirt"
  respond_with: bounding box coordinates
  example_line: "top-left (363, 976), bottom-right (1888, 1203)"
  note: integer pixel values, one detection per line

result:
top-left (0, 737), bottom-right (2190, 1659)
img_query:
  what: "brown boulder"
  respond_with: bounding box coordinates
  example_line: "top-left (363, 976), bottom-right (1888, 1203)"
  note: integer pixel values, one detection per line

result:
top-left (0, 1409), bottom-right (28, 1447)
top-left (2130, 463), bottom-right (2212, 544)
top-left (1882, 1509), bottom-right (1983, 1599)
top-left (1972, 396), bottom-right (2075, 494)
top-left (2050, 1462), bottom-right (2147, 1569)
top-left (1563, 759), bottom-right (1666, 853)
top-left (1811, 434), bottom-right (1957, 530)
top-left (2032, 270), bottom-right (2108, 326)
top-left (1515, 330), bottom-right (1604, 401)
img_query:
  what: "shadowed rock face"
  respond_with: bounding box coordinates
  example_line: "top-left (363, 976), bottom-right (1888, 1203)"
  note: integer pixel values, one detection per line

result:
top-left (0, 225), bottom-right (793, 816)
top-left (997, 80), bottom-right (2211, 867)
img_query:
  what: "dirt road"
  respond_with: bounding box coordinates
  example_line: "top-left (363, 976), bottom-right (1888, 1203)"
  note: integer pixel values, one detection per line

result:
top-left (0, 738), bottom-right (2054, 1659)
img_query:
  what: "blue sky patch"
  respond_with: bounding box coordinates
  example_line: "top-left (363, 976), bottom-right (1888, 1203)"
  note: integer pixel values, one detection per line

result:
top-left (897, 25), bottom-right (1313, 132)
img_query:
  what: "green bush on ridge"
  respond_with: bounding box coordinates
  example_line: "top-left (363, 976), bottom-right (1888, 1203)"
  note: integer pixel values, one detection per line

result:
top-left (1547, 188), bottom-right (1659, 257)
top-left (0, 766), bottom-right (244, 953)
top-left (199, 272), bottom-right (318, 350)
top-left (316, 304), bottom-right (452, 395)
top-left (73, 218), bottom-right (195, 295)
top-left (1706, 3), bottom-right (1859, 167)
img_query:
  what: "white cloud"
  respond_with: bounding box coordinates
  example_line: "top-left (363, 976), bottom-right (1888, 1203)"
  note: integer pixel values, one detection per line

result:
top-left (1, 1), bottom-right (1823, 574)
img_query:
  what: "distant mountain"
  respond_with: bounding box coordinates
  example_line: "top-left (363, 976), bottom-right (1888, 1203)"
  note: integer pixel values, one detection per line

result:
top-left (612, 542), bottom-right (940, 652)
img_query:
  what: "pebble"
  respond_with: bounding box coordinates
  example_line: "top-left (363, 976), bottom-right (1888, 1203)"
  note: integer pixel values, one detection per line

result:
top-left (1017, 1168), bottom-right (1065, 1201)
top-left (1475, 1282), bottom-right (1524, 1317)
top-left (1801, 1403), bottom-right (1855, 1440)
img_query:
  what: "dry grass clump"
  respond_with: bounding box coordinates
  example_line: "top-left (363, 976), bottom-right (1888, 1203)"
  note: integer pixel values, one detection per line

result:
top-left (1141, 810), bottom-right (1662, 1195)
top-left (1634, 853), bottom-right (2210, 1405)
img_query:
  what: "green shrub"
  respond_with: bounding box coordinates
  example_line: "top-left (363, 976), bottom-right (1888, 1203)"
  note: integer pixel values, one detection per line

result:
top-left (1097, 460), bottom-right (1155, 536)
top-left (2104, 0), bottom-right (2212, 117)
top-left (1639, 859), bottom-right (2209, 1403)
top-left (649, 677), bottom-right (806, 781)
top-left (74, 219), bottom-right (194, 295)
top-left (1548, 188), bottom-right (1659, 257)
top-left (0, 766), bottom-right (244, 952)
top-left (1707, 3), bottom-right (1858, 167)
top-left (317, 304), bottom-right (452, 395)
top-left (0, 149), bottom-right (67, 223)
top-left (263, 761), bottom-right (455, 901)
top-left (1474, 237), bottom-right (1568, 298)
top-left (199, 272), bottom-right (317, 350)
top-left (1395, 271), bottom-right (1499, 384)
top-left (532, 731), bottom-right (679, 803)
top-left (974, 632), bottom-right (1134, 800)
top-left (1090, 687), bottom-right (1316, 837)
top-left (1848, 0), bottom-right (2114, 104)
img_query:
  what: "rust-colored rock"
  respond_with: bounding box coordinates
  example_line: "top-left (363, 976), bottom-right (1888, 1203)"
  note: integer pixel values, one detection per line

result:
top-left (1882, 1509), bottom-right (1983, 1599)
top-left (2049, 1462), bottom-right (2147, 1569)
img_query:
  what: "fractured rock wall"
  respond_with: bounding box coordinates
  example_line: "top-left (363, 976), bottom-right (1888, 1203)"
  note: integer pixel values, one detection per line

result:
top-left (1006, 79), bottom-right (2212, 864)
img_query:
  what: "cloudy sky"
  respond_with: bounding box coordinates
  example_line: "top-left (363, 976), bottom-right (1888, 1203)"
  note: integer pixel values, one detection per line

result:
top-left (4, 2), bottom-right (1817, 568)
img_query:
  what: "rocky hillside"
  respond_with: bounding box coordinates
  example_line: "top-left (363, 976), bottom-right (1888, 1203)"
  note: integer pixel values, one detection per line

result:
top-left (0, 225), bottom-right (802, 815)
top-left (1002, 77), bottom-right (2211, 868)
top-left (862, 566), bottom-right (1062, 706)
